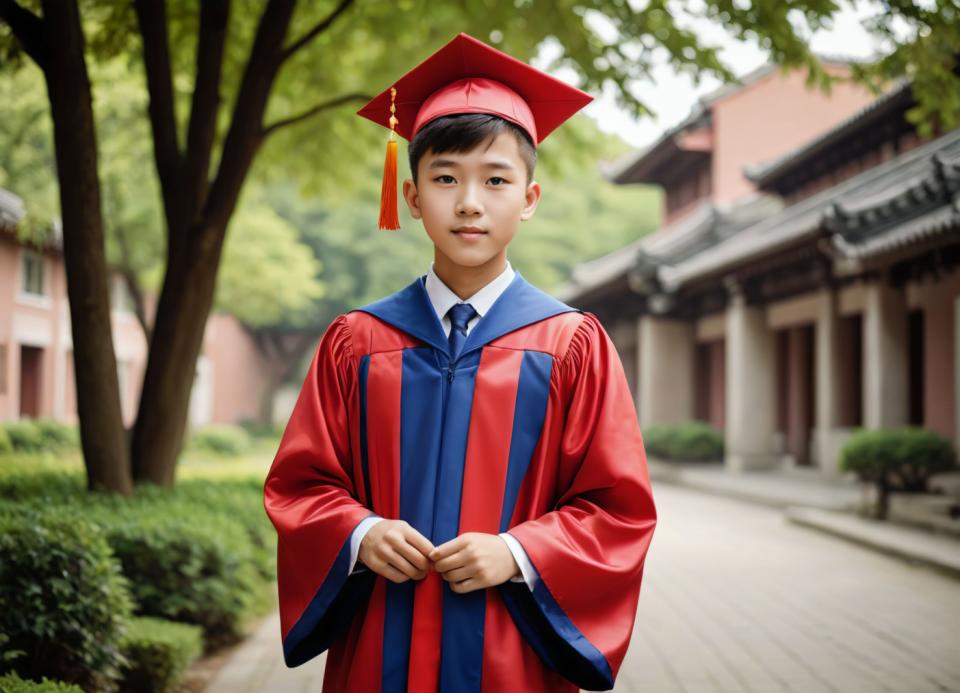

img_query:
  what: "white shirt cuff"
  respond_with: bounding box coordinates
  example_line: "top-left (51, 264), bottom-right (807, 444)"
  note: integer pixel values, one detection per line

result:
top-left (499, 532), bottom-right (538, 590)
top-left (349, 515), bottom-right (385, 575)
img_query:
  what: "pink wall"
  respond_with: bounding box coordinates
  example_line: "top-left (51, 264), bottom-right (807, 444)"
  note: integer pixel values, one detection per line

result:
top-left (711, 67), bottom-right (876, 204)
top-left (205, 313), bottom-right (271, 425)
top-left (1, 230), bottom-right (270, 427)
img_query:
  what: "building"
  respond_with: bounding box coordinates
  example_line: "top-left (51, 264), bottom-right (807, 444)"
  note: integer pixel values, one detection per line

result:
top-left (0, 187), bottom-right (272, 428)
top-left (561, 72), bottom-right (958, 477)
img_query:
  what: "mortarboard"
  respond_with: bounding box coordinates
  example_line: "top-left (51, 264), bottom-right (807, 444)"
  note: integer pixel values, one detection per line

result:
top-left (357, 32), bottom-right (594, 230)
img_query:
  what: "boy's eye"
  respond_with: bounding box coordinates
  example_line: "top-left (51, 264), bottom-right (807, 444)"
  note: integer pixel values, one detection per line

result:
top-left (489, 177), bottom-right (507, 185)
top-left (435, 175), bottom-right (456, 184)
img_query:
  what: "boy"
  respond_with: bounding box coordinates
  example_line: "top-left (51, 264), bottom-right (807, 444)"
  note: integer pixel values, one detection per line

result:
top-left (264, 32), bottom-right (657, 693)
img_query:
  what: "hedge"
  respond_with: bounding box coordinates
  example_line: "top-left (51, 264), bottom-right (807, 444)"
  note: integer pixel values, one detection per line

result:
top-left (840, 427), bottom-right (957, 518)
top-left (0, 673), bottom-right (84, 693)
top-left (0, 420), bottom-right (78, 454)
top-left (187, 424), bottom-right (252, 457)
top-left (0, 510), bottom-right (133, 692)
top-left (643, 421), bottom-right (724, 461)
top-left (118, 617), bottom-right (203, 693)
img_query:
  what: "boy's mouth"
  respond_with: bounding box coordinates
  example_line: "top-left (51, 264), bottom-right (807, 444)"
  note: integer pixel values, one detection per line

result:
top-left (452, 226), bottom-right (488, 240)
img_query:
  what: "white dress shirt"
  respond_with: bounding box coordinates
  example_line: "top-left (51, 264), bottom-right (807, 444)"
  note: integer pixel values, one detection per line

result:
top-left (347, 259), bottom-right (539, 590)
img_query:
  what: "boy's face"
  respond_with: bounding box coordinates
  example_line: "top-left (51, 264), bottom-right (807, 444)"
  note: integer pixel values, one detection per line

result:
top-left (402, 131), bottom-right (540, 271)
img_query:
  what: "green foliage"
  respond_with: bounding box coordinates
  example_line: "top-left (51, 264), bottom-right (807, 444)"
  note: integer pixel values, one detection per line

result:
top-left (643, 421), bottom-right (724, 462)
top-left (0, 673), bottom-right (84, 693)
top-left (236, 418), bottom-right (285, 440)
top-left (118, 617), bottom-right (203, 693)
top-left (216, 197), bottom-right (325, 326)
top-left (0, 425), bottom-right (11, 454)
top-left (85, 498), bottom-right (261, 648)
top-left (187, 424), bottom-right (253, 458)
top-left (2, 421), bottom-right (45, 453)
top-left (839, 427), bottom-right (957, 491)
top-left (1, 420), bottom-right (78, 454)
top-left (0, 510), bottom-right (134, 692)
top-left (32, 420), bottom-right (79, 451)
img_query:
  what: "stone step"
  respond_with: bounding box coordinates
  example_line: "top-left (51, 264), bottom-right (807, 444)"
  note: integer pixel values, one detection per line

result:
top-left (928, 471), bottom-right (960, 501)
top-left (888, 492), bottom-right (960, 538)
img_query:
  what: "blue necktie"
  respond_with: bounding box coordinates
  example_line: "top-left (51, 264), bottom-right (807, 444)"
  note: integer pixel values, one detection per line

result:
top-left (447, 302), bottom-right (478, 360)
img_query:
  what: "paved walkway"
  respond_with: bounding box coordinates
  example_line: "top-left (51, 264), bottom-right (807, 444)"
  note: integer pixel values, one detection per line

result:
top-left (207, 484), bottom-right (960, 692)
top-left (646, 458), bottom-right (862, 511)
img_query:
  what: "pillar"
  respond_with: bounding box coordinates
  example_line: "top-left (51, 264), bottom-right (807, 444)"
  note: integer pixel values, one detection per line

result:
top-left (862, 279), bottom-right (908, 428)
top-left (725, 289), bottom-right (777, 472)
top-left (638, 316), bottom-right (695, 428)
top-left (815, 288), bottom-right (844, 474)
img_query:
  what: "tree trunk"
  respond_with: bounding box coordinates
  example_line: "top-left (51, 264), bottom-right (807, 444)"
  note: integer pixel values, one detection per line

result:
top-left (40, 0), bottom-right (132, 494)
top-left (129, 227), bottom-right (227, 486)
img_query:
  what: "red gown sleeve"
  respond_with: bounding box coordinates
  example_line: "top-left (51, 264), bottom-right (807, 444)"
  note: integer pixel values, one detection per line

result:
top-left (262, 314), bottom-right (377, 667)
top-left (501, 312), bottom-right (658, 691)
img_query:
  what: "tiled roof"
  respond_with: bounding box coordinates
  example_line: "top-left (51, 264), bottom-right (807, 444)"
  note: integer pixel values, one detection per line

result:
top-left (557, 194), bottom-right (781, 302)
top-left (658, 128), bottom-right (960, 290)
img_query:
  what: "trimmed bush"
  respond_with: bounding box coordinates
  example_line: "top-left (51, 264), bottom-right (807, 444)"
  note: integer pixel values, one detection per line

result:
top-left (0, 426), bottom-right (12, 454)
top-left (91, 502), bottom-right (260, 648)
top-left (0, 673), bottom-right (84, 693)
top-left (840, 427), bottom-right (958, 519)
top-left (188, 424), bottom-right (252, 457)
top-left (33, 419), bottom-right (79, 452)
top-left (237, 418), bottom-right (284, 440)
top-left (643, 422), bottom-right (724, 461)
top-left (2, 421), bottom-right (45, 453)
top-left (118, 617), bottom-right (203, 693)
top-left (0, 510), bottom-right (133, 692)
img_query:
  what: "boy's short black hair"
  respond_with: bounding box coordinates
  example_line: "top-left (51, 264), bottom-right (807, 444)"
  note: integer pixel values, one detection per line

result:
top-left (408, 113), bottom-right (537, 186)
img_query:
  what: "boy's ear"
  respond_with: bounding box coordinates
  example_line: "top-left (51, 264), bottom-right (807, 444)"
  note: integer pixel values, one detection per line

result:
top-left (402, 178), bottom-right (422, 220)
top-left (519, 180), bottom-right (541, 222)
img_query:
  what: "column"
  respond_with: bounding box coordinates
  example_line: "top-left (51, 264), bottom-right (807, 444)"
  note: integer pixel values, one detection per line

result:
top-left (638, 316), bottom-right (694, 428)
top-left (862, 279), bottom-right (908, 428)
top-left (725, 289), bottom-right (777, 472)
top-left (815, 288), bottom-right (843, 474)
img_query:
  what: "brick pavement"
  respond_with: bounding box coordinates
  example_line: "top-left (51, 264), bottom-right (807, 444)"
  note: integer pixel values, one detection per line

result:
top-left (207, 484), bottom-right (960, 692)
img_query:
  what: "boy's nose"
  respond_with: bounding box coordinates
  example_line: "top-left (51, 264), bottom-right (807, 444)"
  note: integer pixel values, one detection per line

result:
top-left (456, 187), bottom-right (483, 215)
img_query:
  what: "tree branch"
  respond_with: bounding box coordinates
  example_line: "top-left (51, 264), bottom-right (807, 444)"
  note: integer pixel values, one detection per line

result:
top-left (262, 92), bottom-right (371, 137)
top-left (0, 0), bottom-right (47, 70)
top-left (280, 0), bottom-right (354, 62)
top-left (133, 0), bottom-right (182, 231)
top-left (181, 0), bottom-right (230, 228)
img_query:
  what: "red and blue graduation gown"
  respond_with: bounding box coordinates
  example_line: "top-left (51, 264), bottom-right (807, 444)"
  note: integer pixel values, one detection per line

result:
top-left (263, 271), bottom-right (658, 692)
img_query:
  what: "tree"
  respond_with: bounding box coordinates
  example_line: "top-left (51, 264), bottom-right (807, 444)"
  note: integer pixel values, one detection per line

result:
top-left (1, 0), bottom-right (956, 492)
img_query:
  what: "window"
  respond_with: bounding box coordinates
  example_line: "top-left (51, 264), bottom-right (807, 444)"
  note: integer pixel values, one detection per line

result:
top-left (21, 251), bottom-right (45, 296)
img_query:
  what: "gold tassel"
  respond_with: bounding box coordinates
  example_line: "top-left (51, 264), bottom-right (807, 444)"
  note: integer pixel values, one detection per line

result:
top-left (379, 87), bottom-right (400, 230)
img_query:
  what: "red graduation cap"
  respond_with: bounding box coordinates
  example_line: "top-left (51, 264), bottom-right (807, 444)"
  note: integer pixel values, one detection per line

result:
top-left (357, 32), bottom-right (594, 230)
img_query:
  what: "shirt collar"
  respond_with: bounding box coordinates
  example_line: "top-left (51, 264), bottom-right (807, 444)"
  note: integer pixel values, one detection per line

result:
top-left (424, 259), bottom-right (515, 323)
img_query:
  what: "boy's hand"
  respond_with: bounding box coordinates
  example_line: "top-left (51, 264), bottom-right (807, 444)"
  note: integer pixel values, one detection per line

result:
top-left (429, 532), bottom-right (521, 594)
top-left (359, 519), bottom-right (434, 584)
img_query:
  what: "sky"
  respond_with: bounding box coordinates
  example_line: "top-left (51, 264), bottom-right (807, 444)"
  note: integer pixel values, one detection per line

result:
top-left (533, 0), bottom-right (891, 149)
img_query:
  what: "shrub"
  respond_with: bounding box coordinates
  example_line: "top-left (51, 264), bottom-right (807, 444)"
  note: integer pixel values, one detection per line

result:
top-left (188, 424), bottom-right (252, 457)
top-left (840, 427), bottom-right (957, 519)
top-left (237, 418), bottom-right (284, 440)
top-left (2, 421), bottom-right (45, 453)
top-left (33, 419), bottom-right (79, 451)
top-left (0, 673), bottom-right (84, 692)
top-left (118, 617), bottom-right (203, 693)
top-left (643, 422), bottom-right (724, 461)
top-left (0, 426), bottom-right (12, 454)
top-left (0, 510), bottom-right (133, 692)
top-left (91, 502), bottom-right (260, 648)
